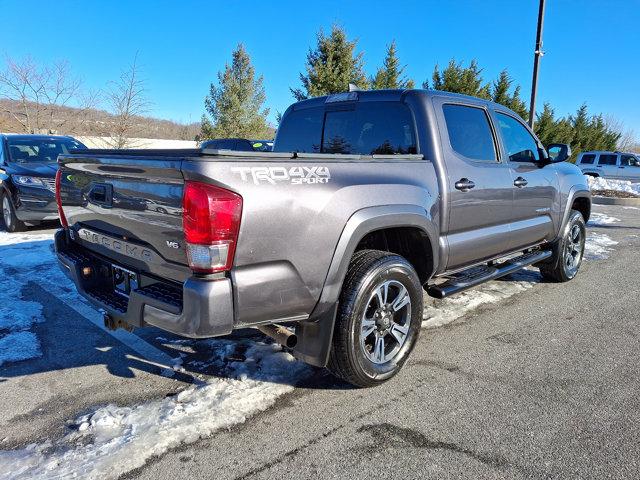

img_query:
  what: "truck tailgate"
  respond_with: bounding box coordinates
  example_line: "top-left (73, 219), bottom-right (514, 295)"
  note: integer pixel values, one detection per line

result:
top-left (58, 153), bottom-right (190, 282)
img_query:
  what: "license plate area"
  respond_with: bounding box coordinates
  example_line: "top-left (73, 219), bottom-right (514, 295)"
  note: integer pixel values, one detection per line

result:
top-left (112, 264), bottom-right (139, 297)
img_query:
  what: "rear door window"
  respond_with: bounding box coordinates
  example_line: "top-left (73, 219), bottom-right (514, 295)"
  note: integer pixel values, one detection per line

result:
top-left (442, 104), bottom-right (496, 161)
top-left (598, 154), bottom-right (618, 166)
top-left (580, 154), bottom-right (596, 164)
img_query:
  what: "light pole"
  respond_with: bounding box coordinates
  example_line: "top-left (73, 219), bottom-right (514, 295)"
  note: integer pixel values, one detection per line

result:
top-left (528, 0), bottom-right (546, 128)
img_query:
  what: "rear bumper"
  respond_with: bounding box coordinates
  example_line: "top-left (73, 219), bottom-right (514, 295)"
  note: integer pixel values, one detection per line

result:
top-left (54, 229), bottom-right (234, 338)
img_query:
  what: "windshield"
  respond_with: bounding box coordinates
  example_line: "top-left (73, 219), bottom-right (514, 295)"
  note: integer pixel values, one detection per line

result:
top-left (7, 138), bottom-right (85, 163)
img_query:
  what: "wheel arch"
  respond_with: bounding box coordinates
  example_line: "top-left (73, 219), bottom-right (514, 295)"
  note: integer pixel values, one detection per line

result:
top-left (293, 204), bottom-right (438, 367)
top-left (572, 196), bottom-right (591, 223)
top-left (556, 187), bottom-right (591, 241)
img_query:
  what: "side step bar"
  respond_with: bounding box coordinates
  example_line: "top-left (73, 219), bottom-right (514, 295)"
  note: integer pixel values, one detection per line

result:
top-left (427, 250), bottom-right (552, 299)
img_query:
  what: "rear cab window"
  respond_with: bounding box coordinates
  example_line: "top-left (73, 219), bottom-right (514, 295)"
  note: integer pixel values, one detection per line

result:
top-left (274, 101), bottom-right (417, 155)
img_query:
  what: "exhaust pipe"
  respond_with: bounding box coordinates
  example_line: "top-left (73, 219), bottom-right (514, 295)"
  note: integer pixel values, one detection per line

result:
top-left (257, 324), bottom-right (297, 349)
top-left (103, 313), bottom-right (133, 332)
top-left (104, 313), bottom-right (117, 331)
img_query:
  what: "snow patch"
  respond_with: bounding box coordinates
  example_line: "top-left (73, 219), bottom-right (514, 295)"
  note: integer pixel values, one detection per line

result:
top-left (588, 212), bottom-right (621, 227)
top-left (584, 232), bottom-right (618, 260)
top-left (0, 232), bottom-right (52, 366)
top-left (587, 175), bottom-right (640, 195)
top-left (0, 342), bottom-right (309, 480)
top-left (0, 331), bottom-right (41, 367)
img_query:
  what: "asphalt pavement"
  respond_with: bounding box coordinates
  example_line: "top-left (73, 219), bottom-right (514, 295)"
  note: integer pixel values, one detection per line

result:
top-left (1, 204), bottom-right (639, 479)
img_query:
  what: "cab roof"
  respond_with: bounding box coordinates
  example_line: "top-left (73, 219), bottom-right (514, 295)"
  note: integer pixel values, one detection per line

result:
top-left (289, 88), bottom-right (504, 111)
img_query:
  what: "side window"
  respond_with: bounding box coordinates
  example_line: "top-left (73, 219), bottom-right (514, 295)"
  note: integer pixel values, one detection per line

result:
top-left (580, 154), bottom-right (596, 164)
top-left (273, 108), bottom-right (324, 153)
top-left (442, 104), bottom-right (496, 161)
top-left (620, 155), bottom-right (635, 167)
top-left (495, 113), bottom-right (540, 162)
top-left (0, 142), bottom-right (4, 165)
top-left (598, 154), bottom-right (617, 166)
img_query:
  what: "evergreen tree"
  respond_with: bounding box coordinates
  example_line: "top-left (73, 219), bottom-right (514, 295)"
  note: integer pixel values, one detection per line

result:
top-left (506, 85), bottom-right (529, 120)
top-left (426, 60), bottom-right (491, 99)
top-left (292, 25), bottom-right (368, 101)
top-left (370, 41), bottom-right (414, 90)
top-left (490, 70), bottom-right (528, 120)
top-left (491, 70), bottom-right (512, 105)
top-left (570, 104), bottom-right (590, 153)
top-left (201, 44), bottom-right (270, 140)
top-left (534, 103), bottom-right (558, 146)
top-left (534, 103), bottom-right (621, 161)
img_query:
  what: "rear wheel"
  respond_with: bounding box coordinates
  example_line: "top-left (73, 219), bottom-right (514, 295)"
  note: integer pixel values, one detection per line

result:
top-left (1, 192), bottom-right (26, 233)
top-left (539, 210), bottom-right (586, 282)
top-left (328, 249), bottom-right (423, 388)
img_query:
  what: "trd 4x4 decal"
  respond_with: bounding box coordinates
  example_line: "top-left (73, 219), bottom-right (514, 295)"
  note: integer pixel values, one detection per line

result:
top-left (231, 166), bottom-right (331, 185)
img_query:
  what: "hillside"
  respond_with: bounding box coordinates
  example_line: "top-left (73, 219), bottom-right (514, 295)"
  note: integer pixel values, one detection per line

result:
top-left (0, 98), bottom-right (201, 140)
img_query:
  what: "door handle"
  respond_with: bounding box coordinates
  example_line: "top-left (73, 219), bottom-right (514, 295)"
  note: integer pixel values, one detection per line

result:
top-left (454, 178), bottom-right (475, 192)
top-left (513, 177), bottom-right (528, 188)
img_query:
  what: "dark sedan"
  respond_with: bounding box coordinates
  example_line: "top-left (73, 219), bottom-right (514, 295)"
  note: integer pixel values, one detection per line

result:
top-left (0, 134), bottom-right (86, 232)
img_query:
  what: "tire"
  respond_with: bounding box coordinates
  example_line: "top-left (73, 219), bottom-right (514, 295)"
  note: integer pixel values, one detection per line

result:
top-left (328, 249), bottom-right (423, 388)
top-left (539, 210), bottom-right (586, 282)
top-left (1, 192), bottom-right (26, 233)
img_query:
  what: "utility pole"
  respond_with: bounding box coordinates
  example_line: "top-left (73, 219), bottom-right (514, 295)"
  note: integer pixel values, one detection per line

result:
top-left (528, 0), bottom-right (546, 128)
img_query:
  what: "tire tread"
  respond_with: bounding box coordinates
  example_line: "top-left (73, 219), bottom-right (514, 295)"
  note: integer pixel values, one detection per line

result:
top-left (328, 249), bottom-right (421, 387)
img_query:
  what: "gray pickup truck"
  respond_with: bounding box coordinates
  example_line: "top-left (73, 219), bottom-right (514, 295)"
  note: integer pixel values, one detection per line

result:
top-left (54, 89), bottom-right (591, 387)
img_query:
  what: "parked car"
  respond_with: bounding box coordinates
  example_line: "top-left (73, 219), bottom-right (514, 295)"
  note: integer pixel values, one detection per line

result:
top-left (54, 89), bottom-right (590, 387)
top-left (201, 138), bottom-right (273, 152)
top-left (0, 134), bottom-right (86, 232)
top-left (577, 150), bottom-right (640, 181)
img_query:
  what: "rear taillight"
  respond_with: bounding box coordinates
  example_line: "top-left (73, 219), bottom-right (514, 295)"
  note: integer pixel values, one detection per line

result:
top-left (182, 181), bottom-right (242, 274)
top-left (55, 169), bottom-right (68, 228)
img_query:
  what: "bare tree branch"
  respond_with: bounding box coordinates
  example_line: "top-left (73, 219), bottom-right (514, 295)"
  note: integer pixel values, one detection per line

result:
top-left (104, 53), bottom-right (151, 149)
top-left (0, 55), bottom-right (86, 134)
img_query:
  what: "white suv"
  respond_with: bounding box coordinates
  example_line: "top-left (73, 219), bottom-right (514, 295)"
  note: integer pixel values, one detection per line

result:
top-left (577, 151), bottom-right (640, 181)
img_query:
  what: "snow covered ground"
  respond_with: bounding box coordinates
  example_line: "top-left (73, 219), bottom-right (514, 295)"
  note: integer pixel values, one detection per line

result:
top-left (587, 175), bottom-right (640, 195)
top-left (0, 232), bottom-right (53, 366)
top-left (0, 220), bottom-right (621, 479)
top-left (77, 136), bottom-right (198, 149)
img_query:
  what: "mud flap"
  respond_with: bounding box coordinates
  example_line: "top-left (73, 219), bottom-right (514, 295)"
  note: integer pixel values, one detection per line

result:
top-left (293, 305), bottom-right (338, 367)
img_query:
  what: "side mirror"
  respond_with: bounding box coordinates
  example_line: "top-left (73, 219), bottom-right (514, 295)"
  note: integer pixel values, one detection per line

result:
top-left (546, 143), bottom-right (572, 163)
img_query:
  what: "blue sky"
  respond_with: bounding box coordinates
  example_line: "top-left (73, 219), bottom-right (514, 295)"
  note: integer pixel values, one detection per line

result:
top-left (1, 0), bottom-right (638, 134)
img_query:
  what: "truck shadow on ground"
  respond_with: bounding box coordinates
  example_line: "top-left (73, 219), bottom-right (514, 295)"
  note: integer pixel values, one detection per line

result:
top-left (0, 265), bottom-right (329, 389)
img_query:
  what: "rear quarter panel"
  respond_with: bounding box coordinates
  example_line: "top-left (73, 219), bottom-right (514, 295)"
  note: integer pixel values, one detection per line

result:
top-left (181, 158), bottom-right (439, 326)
